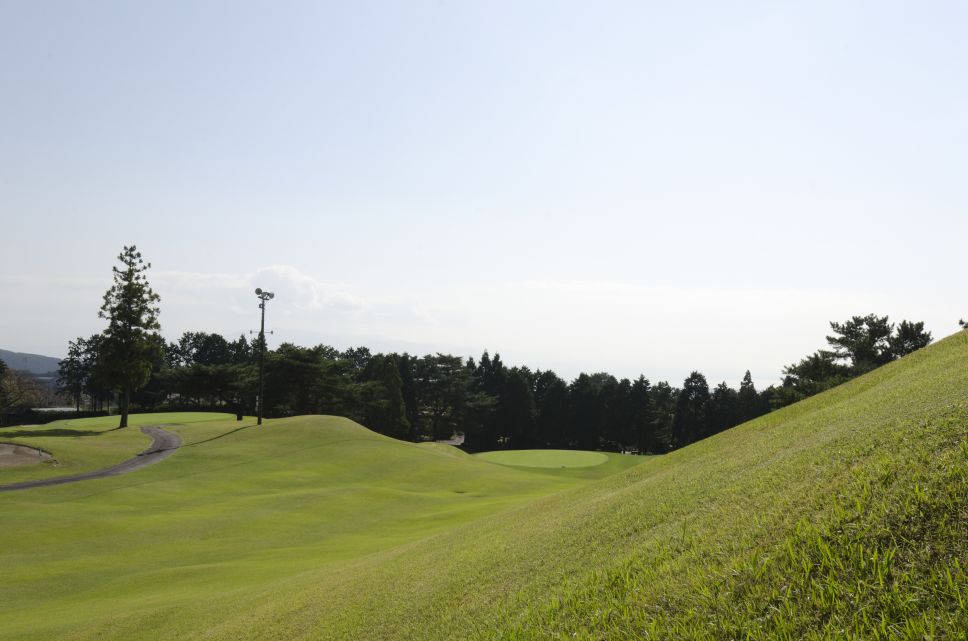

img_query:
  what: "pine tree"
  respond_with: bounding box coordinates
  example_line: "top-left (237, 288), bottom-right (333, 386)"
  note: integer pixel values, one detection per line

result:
top-left (629, 376), bottom-right (654, 453)
top-left (736, 370), bottom-right (759, 423)
top-left (97, 246), bottom-right (162, 428)
top-left (57, 338), bottom-right (87, 411)
top-left (887, 320), bottom-right (932, 359)
top-left (671, 372), bottom-right (709, 448)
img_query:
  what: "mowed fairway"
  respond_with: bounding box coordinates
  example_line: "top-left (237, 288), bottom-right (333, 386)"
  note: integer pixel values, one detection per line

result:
top-left (2, 331), bottom-right (968, 640)
top-left (0, 414), bottom-right (630, 641)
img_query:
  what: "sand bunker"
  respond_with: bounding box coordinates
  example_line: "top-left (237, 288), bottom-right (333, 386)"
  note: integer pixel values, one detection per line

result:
top-left (0, 443), bottom-right (53, 468)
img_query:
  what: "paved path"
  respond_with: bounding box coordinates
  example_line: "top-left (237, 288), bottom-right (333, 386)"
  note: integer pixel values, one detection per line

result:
top-left (0, 426), bottom-right (182, 493)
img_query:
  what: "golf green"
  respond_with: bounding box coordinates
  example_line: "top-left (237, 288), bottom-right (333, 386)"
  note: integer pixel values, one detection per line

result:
top-left (476, 449), bottom-right (609, 468)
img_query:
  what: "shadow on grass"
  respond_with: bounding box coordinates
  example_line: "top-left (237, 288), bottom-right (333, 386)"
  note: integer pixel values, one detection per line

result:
top-left (183, 422), bottom-right (259, 447)
top-left (0, 429), bottom-right (103, 438)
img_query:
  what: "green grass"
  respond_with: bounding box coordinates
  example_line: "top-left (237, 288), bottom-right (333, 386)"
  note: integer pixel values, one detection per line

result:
top-left (0, 414), bottom-right (615, 640)
top-left (0, 412), bottom-right (231, 485)
top-left (2, 331), bottom-right (967, 640)
top-left (476, 448), bottom-right (647, 480)
top-left (477, 449), bottom-right (610, 468)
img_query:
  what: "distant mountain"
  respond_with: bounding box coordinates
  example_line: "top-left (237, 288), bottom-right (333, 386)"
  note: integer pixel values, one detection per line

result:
top-left (0, 349), bottom-right (63, 375)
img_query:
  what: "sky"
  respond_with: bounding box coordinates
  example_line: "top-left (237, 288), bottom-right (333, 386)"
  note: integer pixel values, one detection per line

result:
top-left (1, 0), bottom-right (966, 387)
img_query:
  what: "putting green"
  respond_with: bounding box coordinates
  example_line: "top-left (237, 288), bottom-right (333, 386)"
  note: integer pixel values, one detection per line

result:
top-left (477, 449), bottom-right (609, 468)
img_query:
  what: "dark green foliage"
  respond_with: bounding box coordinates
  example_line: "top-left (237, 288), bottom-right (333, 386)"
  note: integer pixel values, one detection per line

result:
top-left (96, 246), bottom-right (162, 428)
top-left (629, 376), bottom-right (655, 453)
top-left (535, 374), bottom-right (570, 448)
top-left (396, 354), bottom-right (420, 433)
top-left (887, 320), bottom-right (932, 359)
top-left (57, 339), bottom-right (86, 411)
top-left (470, 352), bottom-right (508, 449)
top-left (706, 381), bottom-right (738, 436)
top-left (358, 354), bottom-right (411, 438)
top-left (736, 370), bottom-right (757, 423)
top-left (568, 374), bottom-right (609, 450)
top-left (778, 350), bottom-right (851, 406)
top-left (263, 343), bottom-right (349, 417)
top-left (499, 369), bottom-right (537, 448)
top-left (163, 332), bottom-right (256, 412)
top-left (671, 371), bottom-right (709, 448)
top-left (341, 346), bottom-right (372, 374)
top-left (779, 314), bottom-right (934, 408)
top-left (649, 381), bottom-right (677, 452)
top-left (600, 378), bottom-right (633, 452)
top-left (414, 353), bottom-right (474, 440)
top-left (826, 314), bottom-right (894, 372)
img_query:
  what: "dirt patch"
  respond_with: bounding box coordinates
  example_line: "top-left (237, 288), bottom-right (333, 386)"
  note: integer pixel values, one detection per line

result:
top-left (0, 443), bottom-right (54, 468)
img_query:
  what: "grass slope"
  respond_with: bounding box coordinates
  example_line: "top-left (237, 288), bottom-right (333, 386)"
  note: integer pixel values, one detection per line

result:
top-left (2, 331), bottom-right (967, 640)
top-left (159, 331), bottom-right (965, 641)
top-left (0, 414), bottom-right (619, 641)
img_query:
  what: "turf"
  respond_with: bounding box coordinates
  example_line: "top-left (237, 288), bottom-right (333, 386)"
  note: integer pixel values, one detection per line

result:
top-left (0, 412), bottom-right (230, 485)
top-left (2, 331), bottom-right (967, 640)
top-left (0, 414), bottom-right (620, 640)
top-left (477, 449), bottom-right (610, 468)
top-left (475, 448), bottom-right (647, 480)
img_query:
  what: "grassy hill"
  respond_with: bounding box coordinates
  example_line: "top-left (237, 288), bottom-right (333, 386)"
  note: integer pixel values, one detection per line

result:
top-left (1, 331), bottom-right (967, 640)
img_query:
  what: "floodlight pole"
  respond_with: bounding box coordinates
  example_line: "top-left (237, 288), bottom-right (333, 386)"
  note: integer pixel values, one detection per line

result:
top-left (255, 288), bottom-right (274, 425)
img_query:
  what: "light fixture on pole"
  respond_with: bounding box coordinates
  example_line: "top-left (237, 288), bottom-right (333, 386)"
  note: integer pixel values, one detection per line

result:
top-left (255, 288), bottom-right (274, 425)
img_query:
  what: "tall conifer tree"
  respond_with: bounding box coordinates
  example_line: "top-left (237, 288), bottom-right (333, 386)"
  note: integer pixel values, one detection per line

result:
top-left (98, 245), bottom-right (162, 428)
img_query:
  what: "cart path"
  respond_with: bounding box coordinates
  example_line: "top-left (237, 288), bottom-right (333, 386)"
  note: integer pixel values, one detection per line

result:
top-left (0, 426), bottom-right (182, 493)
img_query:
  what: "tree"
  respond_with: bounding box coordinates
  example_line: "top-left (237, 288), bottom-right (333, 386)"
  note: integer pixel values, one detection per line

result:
top-left (826, 314), bottom-right (893, 373)
top-left (649, 381), bottom-right (677, 452)
top-left (777, 314), bottom-right (934, 408)
top-left (498, 369), bottom-right (536, 448)
top-left (57, 338), bottom-right (87, 410)
top-left (629, 376), bottom-right (655, 453)
top-left (887, 320), bottom-right (932, 359)
top-left (777, 350), bottom-right (849, 407)
top-left (1, 367), bottom-right (45, 413)
top-left (97, 245), bottom-right (162, 428)
top-left (706, 381), bottom-right (738, 436)
top-left (413, 354), bottom-right (473, 440)
top-left (535, 373), bottom-right (569, 448)
top-left (469, 352), bottom-right (506, 448)
top-left (358, 354), bottom-right (411, 438)
top-left (569, 373), bottom-right (608, 450)
top-left (736, 370), bottom-right (761, 424)
top-left (671, 371), bottom-right (709, 448)
top-left (600, 377), bottom-right (633, 452)
top-left (263, 343), bottom-right (347, 416)
top-left (341, 347), bottom-right (373, 376)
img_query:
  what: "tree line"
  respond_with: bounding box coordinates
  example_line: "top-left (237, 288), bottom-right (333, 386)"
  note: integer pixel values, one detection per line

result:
top-left (55, 333), bottom-right (775, 452)
top-left (57, 316), bottom-right (933, 453)
top-left (47, 246), bottom-right (946, 452)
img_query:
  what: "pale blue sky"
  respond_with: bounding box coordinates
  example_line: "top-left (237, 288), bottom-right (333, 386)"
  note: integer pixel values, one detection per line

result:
top-left (1, 1), bottom-right (965, 386)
